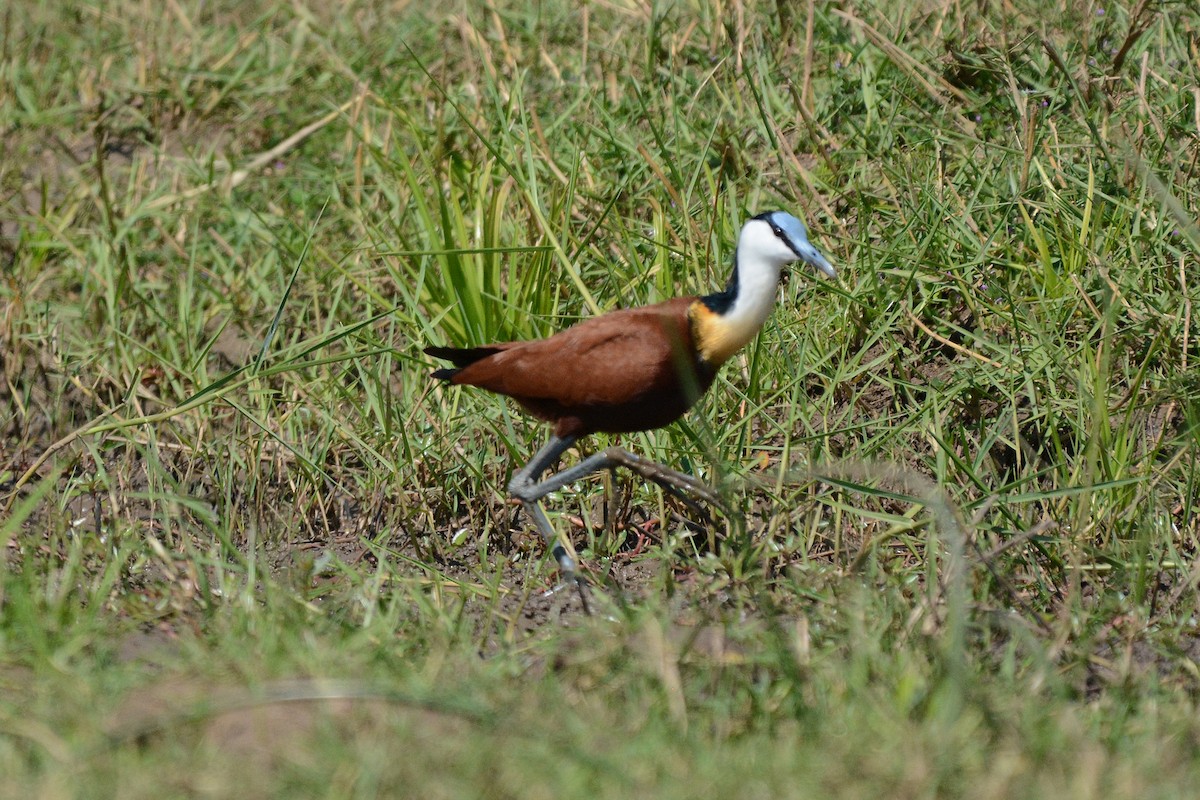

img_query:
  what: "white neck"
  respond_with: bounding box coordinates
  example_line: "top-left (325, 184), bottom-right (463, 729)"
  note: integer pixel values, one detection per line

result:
top-left (692, 220), bottom-right (790, 365)
top-left (724, 244), bottom-right (784, 336)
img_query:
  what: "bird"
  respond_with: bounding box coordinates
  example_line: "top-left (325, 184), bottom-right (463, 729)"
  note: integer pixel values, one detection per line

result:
top-left (424, 211), bottom-right (835, 593)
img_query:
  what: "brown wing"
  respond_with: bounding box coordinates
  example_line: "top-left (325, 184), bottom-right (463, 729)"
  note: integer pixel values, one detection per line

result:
top-left (448, 298), bottom-right (691, 400)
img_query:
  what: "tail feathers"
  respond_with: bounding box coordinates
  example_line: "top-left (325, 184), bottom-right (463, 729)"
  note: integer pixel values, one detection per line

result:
top-left (424, 344), bottom-right (505, 381)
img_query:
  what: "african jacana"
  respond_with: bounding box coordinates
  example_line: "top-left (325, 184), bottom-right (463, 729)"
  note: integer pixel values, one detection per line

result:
top-left (425, 211), bottom-right (835, 589)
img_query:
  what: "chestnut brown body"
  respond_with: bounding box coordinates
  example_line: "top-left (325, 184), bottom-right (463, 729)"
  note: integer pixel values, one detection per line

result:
top-left (425, 297), bottom-right (719, 438)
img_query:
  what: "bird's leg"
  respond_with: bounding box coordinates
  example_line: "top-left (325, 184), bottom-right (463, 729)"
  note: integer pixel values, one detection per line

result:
top-left (513, 441), bottom-right (726, 538)
top-left (507, 435), bottom-right (592, 610)
top-left (598, 448), bottom-right (719, 533)
top-left (599, 447), bottom-right (726, 519)
top-left (509, 437), bottom-right (728, 610)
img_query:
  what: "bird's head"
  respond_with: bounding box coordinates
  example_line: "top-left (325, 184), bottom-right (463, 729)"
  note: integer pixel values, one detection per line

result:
top-left (740, 211), bottom-right (836, 278)
top-left (691, 210), bottom-right (835, 365)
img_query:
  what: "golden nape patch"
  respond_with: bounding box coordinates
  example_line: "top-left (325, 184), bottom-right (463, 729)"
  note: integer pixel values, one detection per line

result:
top-left (688, 301), bottom-right (761, 367)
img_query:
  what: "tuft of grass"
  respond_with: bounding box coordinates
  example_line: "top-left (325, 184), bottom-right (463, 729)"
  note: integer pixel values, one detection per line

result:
top-left (3, 0), bottom-right (1200, 795)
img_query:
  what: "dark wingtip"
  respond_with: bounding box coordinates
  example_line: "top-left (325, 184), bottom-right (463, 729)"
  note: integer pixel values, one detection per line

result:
top-left (423, 344), bottom-right (505, 369)
top-left (425, 345), bottom-right (456, 382)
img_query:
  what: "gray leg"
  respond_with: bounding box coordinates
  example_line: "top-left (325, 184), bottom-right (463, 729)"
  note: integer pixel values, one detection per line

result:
top-left (508, 436), bottom-right (726, 585)
top-left (507, 435), bottom-right (584, 585)
top-left (598, 448), bottom-right (725, 516)
top-left (513, 444), bottom-right (725, 510)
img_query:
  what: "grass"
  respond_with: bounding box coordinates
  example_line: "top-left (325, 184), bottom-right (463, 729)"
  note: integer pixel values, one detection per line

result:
top-left (3, 0), bottom-right (1200, 795)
